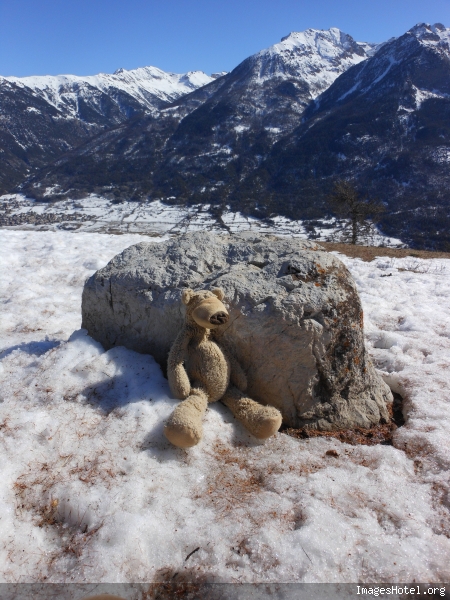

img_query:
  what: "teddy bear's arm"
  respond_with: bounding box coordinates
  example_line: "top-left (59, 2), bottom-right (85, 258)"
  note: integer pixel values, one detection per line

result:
top-left (219, 339), bottom-right (248, 391)
top-left (229, 356), bottom-right (248, 391)
top-left (168, 329), bottom-right (191, 399)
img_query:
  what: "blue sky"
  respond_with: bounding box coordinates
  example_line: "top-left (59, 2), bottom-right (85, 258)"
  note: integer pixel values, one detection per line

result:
top-left (2, 0), bottom-right (450, 77)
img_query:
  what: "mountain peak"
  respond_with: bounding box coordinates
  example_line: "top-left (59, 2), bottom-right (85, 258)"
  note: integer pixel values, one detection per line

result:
top-left (407, 22), bottom-right (450, 46)
top-left (266, 27), bottom-right (368, 61)
top-left (211, 71), bottom-right (228, 80)
top-left (4, 66), bottom-right (214, 114)
top-left (249, 27), bottom-right (371, 97)
top-left (281, 27), bottom-right (343, 42)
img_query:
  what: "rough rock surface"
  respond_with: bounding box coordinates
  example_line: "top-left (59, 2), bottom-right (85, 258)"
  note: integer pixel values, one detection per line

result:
top-left (81, 232), bottom-right (392, 429)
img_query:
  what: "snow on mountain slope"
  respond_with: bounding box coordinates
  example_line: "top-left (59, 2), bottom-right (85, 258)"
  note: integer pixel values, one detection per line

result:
top-left (16, 27), bottom-right (379, 204)
top-left (4, 66), bottom-right (214, 117)
top-left (0, 65), bottom-right (213, 194)
top-left (211, 71), bottom-right (228, 79)
top-left (116, 28), bottom-right (379, 202)
top-left (250, 27), bottom-right (375, 98)
top-left (165, 27), bottom-right (376, 122)
top-left (309, 23), bottom-right (450, 111)
top-left (410, 22), bottom-right (450, 49)
top-left (241, 23), bottom-right (450, 250)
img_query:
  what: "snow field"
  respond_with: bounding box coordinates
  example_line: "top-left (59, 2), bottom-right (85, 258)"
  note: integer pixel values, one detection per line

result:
top-left (1, 194), bottom-right (404, 246)
top-left (0, 230), bottom-right (449, 585)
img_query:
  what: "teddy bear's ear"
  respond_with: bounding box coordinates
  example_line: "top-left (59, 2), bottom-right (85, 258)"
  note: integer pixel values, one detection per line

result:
top-left (212, 288), bottom-right (225, 301)
top-left (182, 289), bottom-right (194, 305)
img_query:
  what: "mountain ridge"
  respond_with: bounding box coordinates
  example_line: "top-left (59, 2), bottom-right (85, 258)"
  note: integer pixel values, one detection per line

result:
top-left (3, 24), bottom-right (450, 249)
top-left (0, 65), bottom-right (214, 194)
top-left (236, 23), bottom-right (450, 249)
top-left (19, 27), bottom-right (376, 204)
top-left (3, 67), bottom-right (214, 116)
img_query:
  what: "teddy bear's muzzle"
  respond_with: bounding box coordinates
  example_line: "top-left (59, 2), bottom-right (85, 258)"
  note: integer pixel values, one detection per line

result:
top-left (209, 311), bottom-right (229, 325)
top-left (191, 296), bottom-right (229, 328)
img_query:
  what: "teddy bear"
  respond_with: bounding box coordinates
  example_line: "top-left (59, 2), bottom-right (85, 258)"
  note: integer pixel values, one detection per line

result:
top-left (164, 288), bottom-right (283, 448)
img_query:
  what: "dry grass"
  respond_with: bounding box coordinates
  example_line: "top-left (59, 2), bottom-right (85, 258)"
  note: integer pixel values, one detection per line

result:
top-left (0, 417), bottom-right (15, 437)
top-left (9, 482), bottom-right (105, 579)
top-left (144, 567), bottom-right (219, 600)
top-left (283, 422), bottom-right (395, 446)
top-left (317, 241), bottom-right (450, 262)
top-left (430, 482), bottom-right (450, 539)
top-left (11, 451), bottom-right (116, 577)
top-left (194, 440), bottom-right (324, 546)
top-left (14, 450), bottom-right (120, 498)
top-left (197, 442), bottom-right (265, 518)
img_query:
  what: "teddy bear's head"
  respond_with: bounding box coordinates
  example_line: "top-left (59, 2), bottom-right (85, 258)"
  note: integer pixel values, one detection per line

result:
top-left (182, 288), bottom-right (229, 329)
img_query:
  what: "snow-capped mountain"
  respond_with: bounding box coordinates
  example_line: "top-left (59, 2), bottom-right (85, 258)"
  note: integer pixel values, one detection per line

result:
top-left (241, 23), bottom-right (450, 250)
top-left (23, 28), bottom-right (376, 204)
top-left (251, 28), bottom-right (375, 95)
top-left (7, 23), bottom-right (450, 249)
top-left (168, 27), bottom-right (377, 133)
top-left (306, 22), bottom-right (450, 113)
top-left (4, 67), bottom-right (213, 118)
top-left (0, 67), bottom-right (213, 194)
top-left (148, 28), bottom-right (377, 200)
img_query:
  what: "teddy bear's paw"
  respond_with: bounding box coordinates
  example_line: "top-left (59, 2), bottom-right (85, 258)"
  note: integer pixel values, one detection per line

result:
top-left (250, 406), bottom-right (283, 439)
top-left (164, 392), bottom-right (208, 448)
top-left (223, 392), bottom-right (282, 440)
top-left (164, 420), bottom-right (203, 448)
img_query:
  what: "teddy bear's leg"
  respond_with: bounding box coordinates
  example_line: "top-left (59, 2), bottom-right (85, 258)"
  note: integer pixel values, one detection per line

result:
top-left (222, 386), bottom-right (282, 439)
top-left (164, 387), bottom-right (208, 448)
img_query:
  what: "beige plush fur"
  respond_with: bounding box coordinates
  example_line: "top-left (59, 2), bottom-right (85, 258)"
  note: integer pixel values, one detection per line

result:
top-left (165, 288), bottom-right (282, 448)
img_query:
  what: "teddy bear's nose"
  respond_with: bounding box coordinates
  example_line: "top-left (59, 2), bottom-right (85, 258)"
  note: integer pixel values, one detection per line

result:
top-left (210, 311), bottom-right (229, 325)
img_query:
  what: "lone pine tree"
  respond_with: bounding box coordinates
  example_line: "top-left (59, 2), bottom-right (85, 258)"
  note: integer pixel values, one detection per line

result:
top-left (328, 180), bottom-right (385, 245)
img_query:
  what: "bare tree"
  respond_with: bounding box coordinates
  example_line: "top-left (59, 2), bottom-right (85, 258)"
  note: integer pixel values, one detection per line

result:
top-left (328, 180), bottom-right (385, 245)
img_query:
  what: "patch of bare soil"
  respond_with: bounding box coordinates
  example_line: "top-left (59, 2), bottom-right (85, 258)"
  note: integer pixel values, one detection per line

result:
top-left (283, 393), bottom-right (404, 447)
top-left (317, 242), bottom-right (450, 262)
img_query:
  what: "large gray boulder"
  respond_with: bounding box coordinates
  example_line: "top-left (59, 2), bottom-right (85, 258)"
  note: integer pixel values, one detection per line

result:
top-left (81, 232), bottom-right (392, 429)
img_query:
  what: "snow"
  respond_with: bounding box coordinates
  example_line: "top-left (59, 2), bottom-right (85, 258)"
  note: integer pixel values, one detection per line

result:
top-left (338, 54), bottom-right (400, 103)
top-left (433, 147), bottom-right (450, 163)
top-left (211, 71), bottom-right (228, 79)
top-left (367, 57), bottom-right (399, 88)
top-left (410, 22), bottom-right (450, 50)
top-left (2, 67), bottom-right (213, 116)
top-left (414, 86), bottom-right (450, 109)
top-left (1, 194), bottom-right (404, 247)
top-left (330, 23), bottom-right (450, 110)
top-left (234, 125), bottom-right (249, 133)
top-left (254, 28), bottom-right (371, 97)
top-left (1, 229), bottom-right (450, 585)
